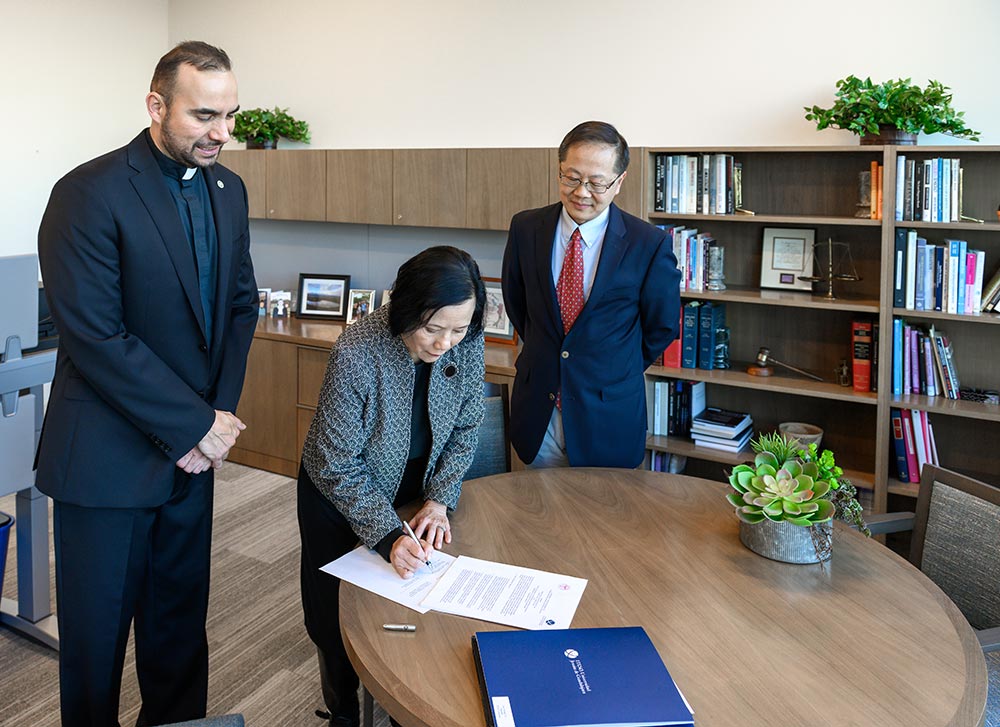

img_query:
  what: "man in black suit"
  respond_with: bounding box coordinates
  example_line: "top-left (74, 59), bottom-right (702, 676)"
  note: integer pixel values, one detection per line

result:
top-left (502, 121), bottom-right (680, 468)
top-left (36, 41), bottom-right (258, 726)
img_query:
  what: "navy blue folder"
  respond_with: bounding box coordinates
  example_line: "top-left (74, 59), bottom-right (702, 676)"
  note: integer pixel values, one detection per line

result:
top-left (472, 626), bottom-right (694, 727)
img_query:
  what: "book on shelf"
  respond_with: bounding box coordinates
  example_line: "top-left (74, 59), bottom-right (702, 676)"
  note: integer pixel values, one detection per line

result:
top-left (890, 408), bottom-right (939, 483)
top-left (690, 407), bottom-right (752, 438)
top-left (870, 322), bottom-right (879, 393)
top-left (889, 408), bottom-right (909, 482)
top-left (893, 321), bottom-right (962, 399)
top-left (900, 409), bottom-right (920, 484)
top-left (692, 428), bottom-right (753, 452)
top-left (892, 229), bottom-right (906, 307)
top-left (698, 302), bottom-right (725, 371)
top-left (652, 152), bottom-right (736, 218)
top-left (681, 301), bottom-right (700, 368)
top-left (472, 626), bottom-right (694, 727)
top-left (652, 380), bottom-right (706, 437)
top-left (982, 263), bottom-right (1000, 312)
top-left (851, 320), bottom-right (873, 393)
top-left (899, 157), bottom-right (963, 223)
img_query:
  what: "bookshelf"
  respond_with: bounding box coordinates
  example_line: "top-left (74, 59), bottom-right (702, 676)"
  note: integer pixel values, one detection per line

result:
top-left (642, 145), bottom-right (1000, 514)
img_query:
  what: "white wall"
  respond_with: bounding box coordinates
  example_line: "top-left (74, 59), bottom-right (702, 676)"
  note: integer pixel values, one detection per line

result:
top-left (0, 0), bottom-right (168, 259)
top-left (168, 0), bottom-right (999, 149)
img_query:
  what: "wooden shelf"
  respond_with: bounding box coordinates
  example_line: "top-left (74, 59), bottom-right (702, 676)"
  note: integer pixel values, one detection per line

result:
top-left (646, 145), bottom-right (887, 154)
top-left (887, 478), bottom-right (920, 498)
top-left (893, 220), bottom-right (1000, 232)
top-left (889, 394), bottom-right (1000, 422)
top-left (646, 434), bottom-right (750, 466)
top-left (683, 285), bottom-right (879, 313)
top-left (648, 212), bottom-right (881, 227)
top-left (892, 308), bottom-right (1000, 326)
top-left (647, 365), bottom-right (878, 405)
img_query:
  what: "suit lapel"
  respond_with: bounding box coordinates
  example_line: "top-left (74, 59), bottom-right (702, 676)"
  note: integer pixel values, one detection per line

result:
top-left (204, 165), bottom-right (233, 355)
top-left (533, 203), bottom-right (563, 335)
top-left (577, 203), bottom-right (627, 322)
top-left (127, 133), bottom-right (208, 340)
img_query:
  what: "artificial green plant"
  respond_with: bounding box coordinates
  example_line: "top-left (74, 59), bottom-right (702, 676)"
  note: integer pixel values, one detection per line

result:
top-left (232, 107), bottom-right (311, 145)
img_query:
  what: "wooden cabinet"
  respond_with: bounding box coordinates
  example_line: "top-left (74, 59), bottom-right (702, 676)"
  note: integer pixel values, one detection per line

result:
top-left (393, 149), bottom-right (467, 228)
top-left (266, 150), bottom-right (327, 221)
top-left (219, 149), bottom-right (267, 218)
top-left (326, 150), bottom-right (393, 225)
top-left (467, 148), bottom-right (550, 230)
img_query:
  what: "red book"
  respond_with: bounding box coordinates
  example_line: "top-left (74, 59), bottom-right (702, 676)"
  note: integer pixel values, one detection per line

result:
top-left (662, 309), bottom-right (683, 367)
top-left (852, 320), bottom-right (873, 393)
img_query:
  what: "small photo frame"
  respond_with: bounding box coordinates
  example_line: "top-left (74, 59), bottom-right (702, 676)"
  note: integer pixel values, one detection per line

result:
top-left (482, 277), bottom-right (517, 345)
top-left (257, 288), bottom-right (271, 316)
top-left (760, 228), bottom-right (815, 292)
top-left (380, 289), bottom-right (392, 307)
top-left (347, 289), bottom-right (377, 325)
top-left (296, 274), bottom-right (351, 320)
top-left (269, 290), bottom-right (292, 318)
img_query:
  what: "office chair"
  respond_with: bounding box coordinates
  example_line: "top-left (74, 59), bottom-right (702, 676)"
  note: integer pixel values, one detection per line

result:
top-left (463, 394), bottom-right (511, 480)
top-left (867, 464), bottom-right (1000, 725)
top-left (158, 715), bottom-right (245, 727)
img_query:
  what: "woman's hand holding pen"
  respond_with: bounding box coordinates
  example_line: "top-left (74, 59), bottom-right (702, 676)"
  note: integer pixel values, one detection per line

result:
top-left (390, 532), bottom-right (434, 580)
top-left (410, 500), bottom-right (451, 549)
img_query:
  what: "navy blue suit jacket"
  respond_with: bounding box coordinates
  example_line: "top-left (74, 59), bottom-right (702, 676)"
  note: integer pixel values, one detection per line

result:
top-left (501, 202), bottom-right (680, 468)
top-left (36, 131), bottom-right (258, 508)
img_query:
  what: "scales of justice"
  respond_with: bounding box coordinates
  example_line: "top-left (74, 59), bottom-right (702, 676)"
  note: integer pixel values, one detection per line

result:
top-left (798, 237), bottom-right (861, 300)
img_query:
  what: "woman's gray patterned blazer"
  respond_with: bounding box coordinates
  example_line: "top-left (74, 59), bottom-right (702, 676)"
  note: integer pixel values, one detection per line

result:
top-left (301, 304), bottom-right (486, 548)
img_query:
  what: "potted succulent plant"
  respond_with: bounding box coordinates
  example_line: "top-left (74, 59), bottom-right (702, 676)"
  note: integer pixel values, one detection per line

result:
top-left (232, 106), bottom-right (311, 149)
top-left (727, 432), bottom-right (869, 564)
top-left (804, 76), bottom-right (980, 145)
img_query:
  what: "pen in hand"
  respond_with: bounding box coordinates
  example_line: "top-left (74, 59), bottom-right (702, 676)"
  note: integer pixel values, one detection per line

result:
top-left (401, 519), bottom-right (431, 567)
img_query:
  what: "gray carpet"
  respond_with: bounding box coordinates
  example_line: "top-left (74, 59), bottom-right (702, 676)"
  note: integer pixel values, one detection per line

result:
top-left (0, 464), bottom-right (392, 726)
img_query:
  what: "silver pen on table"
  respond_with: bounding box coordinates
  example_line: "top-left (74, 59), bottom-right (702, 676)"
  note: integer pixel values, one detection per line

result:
top-left (401, 519), bottom-right (431, 566)
top-left (383, 623), bottom-right (417, 632)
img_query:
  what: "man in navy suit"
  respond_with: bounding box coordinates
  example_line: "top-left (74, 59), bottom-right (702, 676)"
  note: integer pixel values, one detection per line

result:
top-left (502, 121), bottom-right (680, 468)
top-left (36, 41), bottom-right (257, 726)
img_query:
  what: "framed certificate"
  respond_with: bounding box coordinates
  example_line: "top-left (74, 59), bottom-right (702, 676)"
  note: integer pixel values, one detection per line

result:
top-left (760, 228), bottom-right (815, 291)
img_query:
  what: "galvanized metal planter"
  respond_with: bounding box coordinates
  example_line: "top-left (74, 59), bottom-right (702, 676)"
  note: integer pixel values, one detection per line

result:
top-left (739, 518), bottom-right (832, 564)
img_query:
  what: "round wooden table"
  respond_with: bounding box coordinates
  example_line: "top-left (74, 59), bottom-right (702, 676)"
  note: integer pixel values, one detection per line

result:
top-left (340, 468), bottom-right (987, 727)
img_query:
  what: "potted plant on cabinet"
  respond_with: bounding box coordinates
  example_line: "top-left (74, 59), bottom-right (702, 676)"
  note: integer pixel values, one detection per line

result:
top-left (727, 432), bottom-right (869, 564)
top-left (804, 76), bottom-right (980, 145)
top-left (232, 107), bottom-right (311, 149)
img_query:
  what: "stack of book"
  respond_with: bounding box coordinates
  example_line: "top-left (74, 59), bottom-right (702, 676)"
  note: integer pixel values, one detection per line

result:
top-left (652, 152), bottom-right (739, 216)
top-left (690, 407), bottom-right (753, 452)
top-left (651, 380), bottom-right (706, 437)
top-left (892, 320), bottom-right (960, 398)
top-left (893, 155), bottom-right (963, 223)
top-left (890, 407), bottom-right (939, 484)
top-left (680, 301), bottom-right (727, 370)
top-left (892, 229), bottom-right (991, 314)
top-left (655, 224), bottom-right (718, 293)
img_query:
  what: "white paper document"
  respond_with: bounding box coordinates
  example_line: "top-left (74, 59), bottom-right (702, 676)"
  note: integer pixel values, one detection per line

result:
top-left (320, 545), bottom-right (456, 614)
top-left (419, 555), bottom-right (587, 630)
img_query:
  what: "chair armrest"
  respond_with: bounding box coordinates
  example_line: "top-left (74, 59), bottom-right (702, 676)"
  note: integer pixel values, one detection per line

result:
top-left (978, 626), bottom-right (1000, 652)
top-left (864, 511), bottom-right (916, 536)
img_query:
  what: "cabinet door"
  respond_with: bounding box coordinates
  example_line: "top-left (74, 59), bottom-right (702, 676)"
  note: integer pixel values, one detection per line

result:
top-left (219, 149), bottom-right (267, 219)
top-left (326, 150), bottom-right (393, 225)
top-left (466, 149), bottom-right (550, 230)
top-left (232, 337), bottom-right (299, 469)
top-left (266, 150), bottom-right (327, 220)
top-left (393, 149), bottom-right (467, 228)
top-left (547, 146), bottom-right (646, 218)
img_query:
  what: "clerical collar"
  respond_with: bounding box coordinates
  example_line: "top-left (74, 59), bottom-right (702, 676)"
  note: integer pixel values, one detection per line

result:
top-left (145, 129), bottom-right (199, 181)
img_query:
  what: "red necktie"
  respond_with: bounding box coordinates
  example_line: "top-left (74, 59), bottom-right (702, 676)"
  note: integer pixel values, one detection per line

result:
top-left (555, 228), bottom-right (584, 410)
top-left (557, 228), bottom-right (585, 333)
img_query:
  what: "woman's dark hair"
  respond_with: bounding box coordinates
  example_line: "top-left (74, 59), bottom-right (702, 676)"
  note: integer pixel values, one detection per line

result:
top-left (558, 120), bottom-right (629, 175)
top-left (388, 246), bottom-right (486, 337)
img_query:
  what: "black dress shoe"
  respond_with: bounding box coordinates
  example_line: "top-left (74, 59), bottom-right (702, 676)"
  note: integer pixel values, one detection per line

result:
top-left (315, 708), bottom-right (360, 727)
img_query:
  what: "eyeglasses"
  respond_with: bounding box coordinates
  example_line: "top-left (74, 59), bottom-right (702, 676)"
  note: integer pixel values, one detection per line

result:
top-left (558, 171), bottom-right (623, 194)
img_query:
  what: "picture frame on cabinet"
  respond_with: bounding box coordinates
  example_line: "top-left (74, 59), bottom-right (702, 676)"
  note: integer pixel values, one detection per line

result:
top-left (257, 288), bottom-right (271, 316)
top-left (269, 290), bottom-right (292, 318)
top-left (296, 273), bottom-right (351, 320)
top-left (346, 289), bottom-right (377, 325)
top-left (760, 227), bottom-right (815, 292)
top-left (380, 289), bottom-right (392, 307)
top-left (482, 277), bottom-right (517, 345)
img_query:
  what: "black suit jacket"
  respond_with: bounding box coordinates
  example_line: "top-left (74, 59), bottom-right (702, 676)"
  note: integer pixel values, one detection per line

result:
top-left (502, 202), bottom-right (680, 467)
top-left (36, 131), bottom-right (258, 508)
